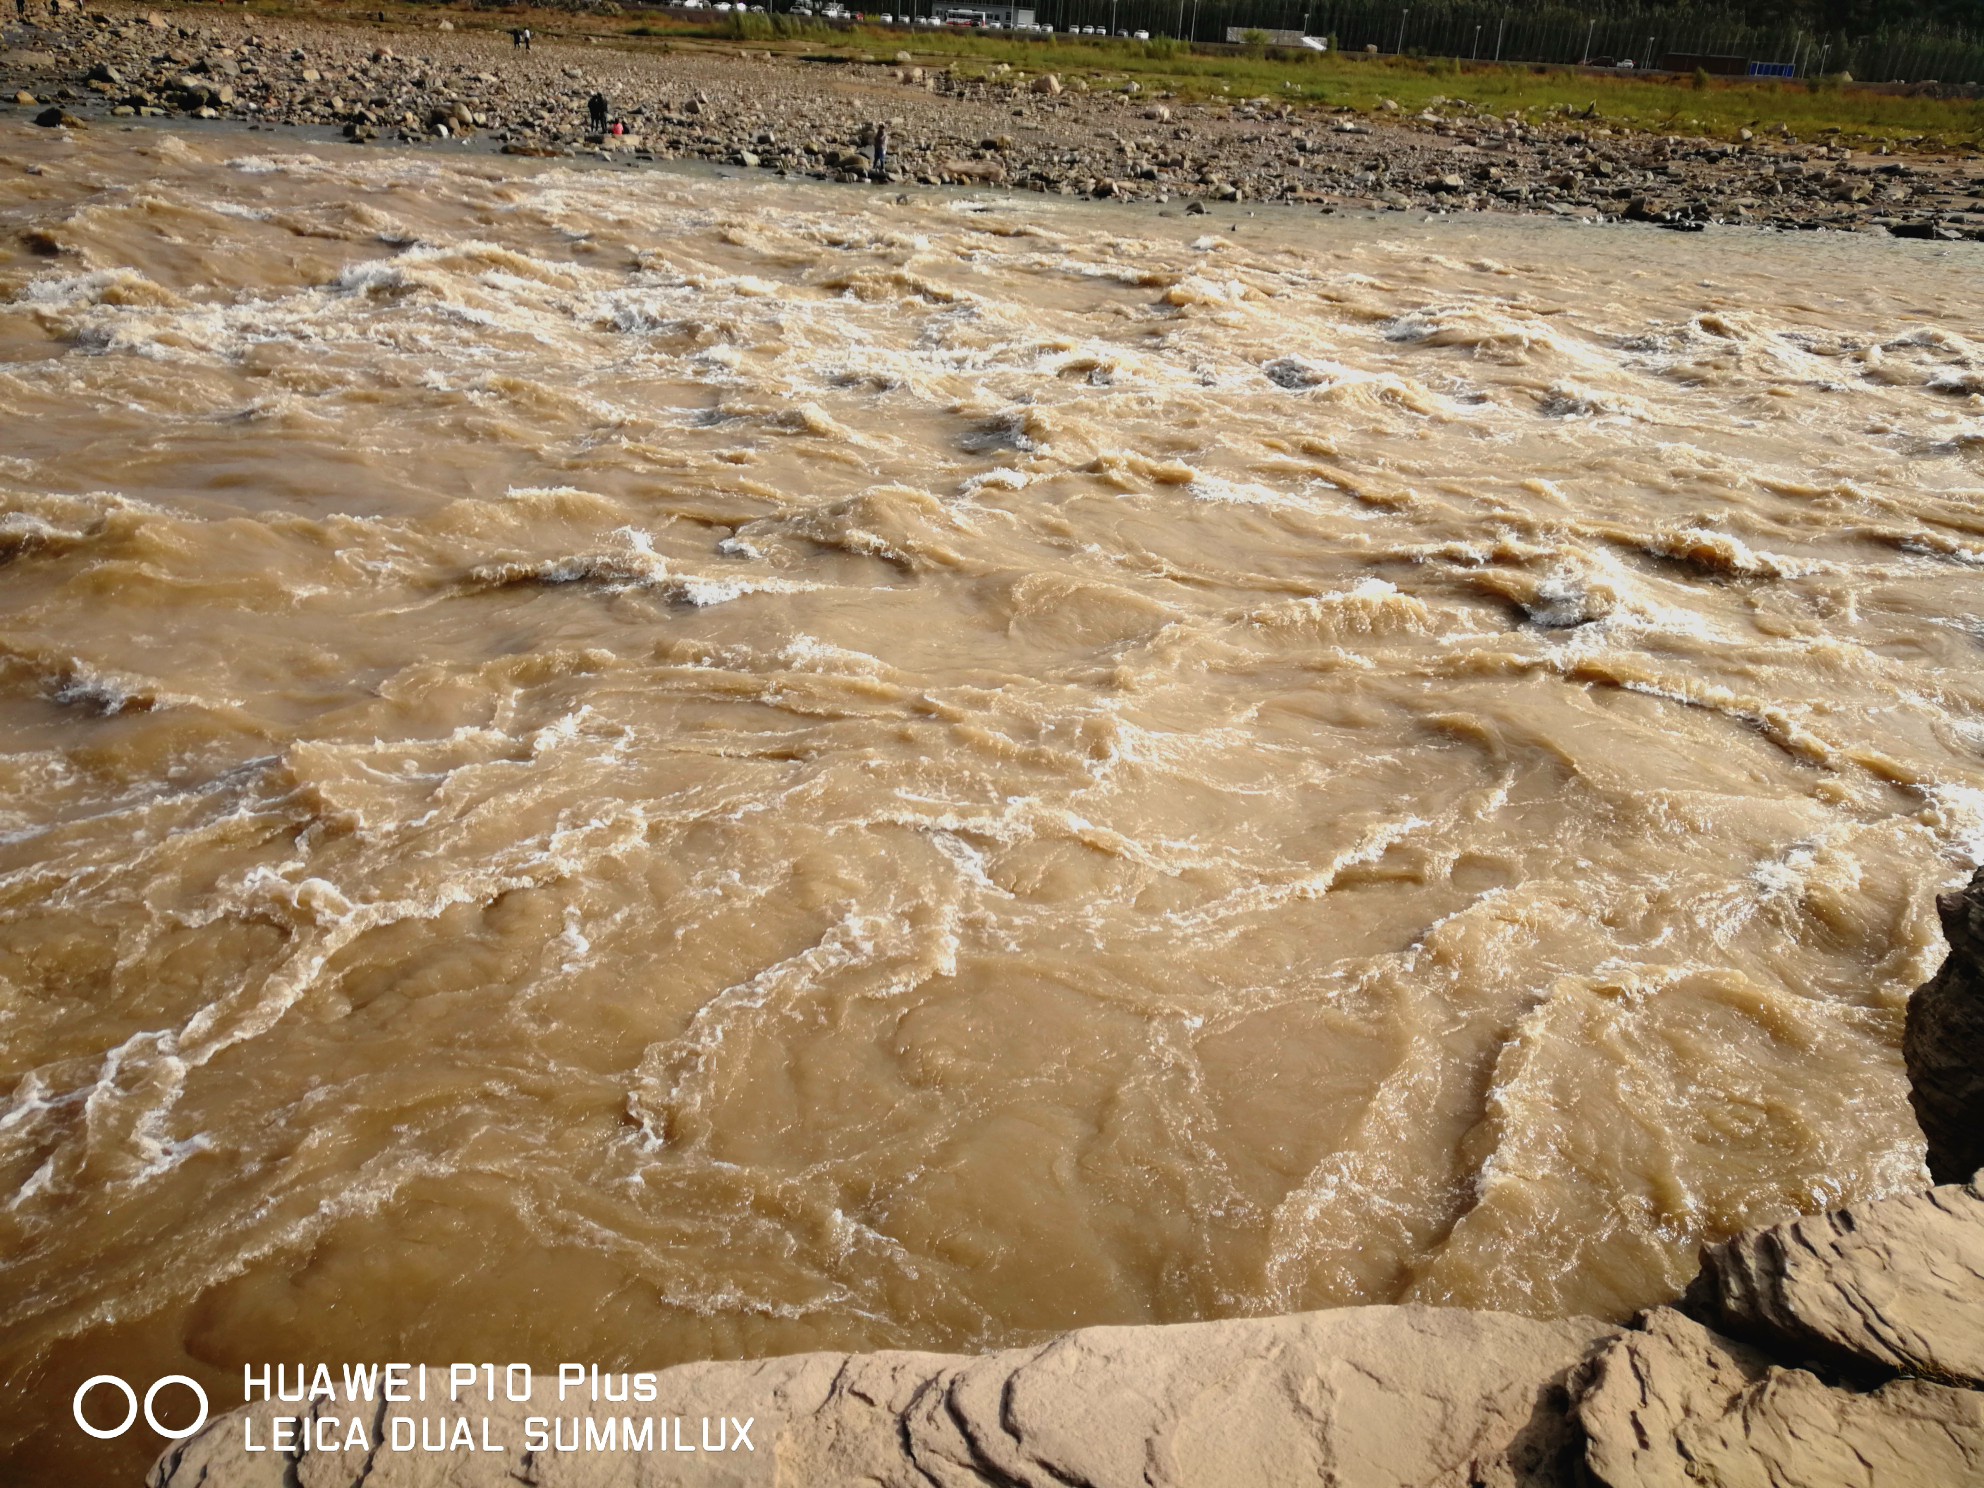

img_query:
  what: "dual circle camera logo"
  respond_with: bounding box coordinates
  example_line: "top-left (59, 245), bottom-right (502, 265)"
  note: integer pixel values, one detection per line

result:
top-left (72, 1376), bottom-right (209, 1440)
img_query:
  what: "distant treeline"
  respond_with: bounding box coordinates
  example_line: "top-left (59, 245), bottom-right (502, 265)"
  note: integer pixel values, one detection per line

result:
top-left (1008, 0), bottom-right (1984, 83)
top-left (1785, 0), bottom-right (1979, 33)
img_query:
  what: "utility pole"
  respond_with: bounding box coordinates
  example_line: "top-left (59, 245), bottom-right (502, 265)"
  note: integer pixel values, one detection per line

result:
top-left (1396, 6), bottom-right (1407, 55)
top-left (1494, 13), bottom-right (1504, 62)
top-left (1174, 0), bottom-right (1183, 39)
top-left (1583, 17), bottom-right (1595, 64)
top-left (1472, 24), bottom-right (1480, 59)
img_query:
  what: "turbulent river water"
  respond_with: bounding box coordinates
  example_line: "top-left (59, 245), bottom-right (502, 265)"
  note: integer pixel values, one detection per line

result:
top-left (3, 119), bottom-right (1983, 1477)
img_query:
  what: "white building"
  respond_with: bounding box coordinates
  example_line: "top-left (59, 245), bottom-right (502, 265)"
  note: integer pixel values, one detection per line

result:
top-left (933, 5), bottom-right (1038, 26)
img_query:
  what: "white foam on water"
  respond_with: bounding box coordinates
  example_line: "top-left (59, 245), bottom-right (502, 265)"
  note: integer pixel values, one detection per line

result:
top-left (4, 129), bottom-right (1983, 1391)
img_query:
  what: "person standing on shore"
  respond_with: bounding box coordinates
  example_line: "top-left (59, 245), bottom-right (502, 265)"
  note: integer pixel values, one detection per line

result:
top-left (871, 121), bottom-right (889, 180)
top-left (521, 26), bottom-right (532, 50)
top-left (588, 91), bottom-right (609, 131)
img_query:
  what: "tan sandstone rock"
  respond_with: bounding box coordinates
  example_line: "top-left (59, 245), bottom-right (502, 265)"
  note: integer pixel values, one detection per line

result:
top-left (1577, 1308), bottom-right (1984, 1488)
top-left (152, 1308), bottom-right (1614, 1488)
top-left (1689, 1177), bottom-right (1984, 1388)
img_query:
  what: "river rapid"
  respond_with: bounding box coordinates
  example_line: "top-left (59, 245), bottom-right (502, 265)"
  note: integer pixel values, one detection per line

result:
top-left (2, 121), bottom-right (1981, 1478)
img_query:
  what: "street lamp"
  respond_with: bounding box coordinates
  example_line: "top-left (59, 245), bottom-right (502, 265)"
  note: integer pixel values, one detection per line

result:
top-left (1396, 7), bottom-right (1407, 55)
top-left (1583, 17), bottom-right (1595, 64)
top-left (1472, 24), bottom-right (1480, 60)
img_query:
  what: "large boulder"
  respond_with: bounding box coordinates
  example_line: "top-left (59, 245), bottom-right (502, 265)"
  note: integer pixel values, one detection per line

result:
top-left (1686, 1178), bottom-right (1984, 1388)
top-left (1576, 1308), bottom-right (1984, 1488)
top-left (1908, 866), bottom-right (1984, 1183)
top-left (151, 1309), bottom-right (1616, 1487)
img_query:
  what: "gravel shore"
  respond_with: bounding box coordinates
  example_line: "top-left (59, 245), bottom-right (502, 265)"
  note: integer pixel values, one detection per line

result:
top-left (6, 1), bottom-right (1984, 237)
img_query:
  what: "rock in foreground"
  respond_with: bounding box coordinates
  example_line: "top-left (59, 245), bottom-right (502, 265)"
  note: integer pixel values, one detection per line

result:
top-left (1688, 1179), bottom-right (1984, 1388)
top-left (149, 1308), bottom-right (1617, 1488)
top-left (1577, 1307), bottom-right (1984, 1488)
top-left (152, 895), bottom-right (1984, 1486)
top-left (148, 1176), bottom-right (1984, 1487)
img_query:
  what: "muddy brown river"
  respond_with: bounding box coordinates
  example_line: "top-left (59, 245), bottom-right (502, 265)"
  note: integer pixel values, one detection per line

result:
top-left (2, 121), bottom-right (1981, 1479)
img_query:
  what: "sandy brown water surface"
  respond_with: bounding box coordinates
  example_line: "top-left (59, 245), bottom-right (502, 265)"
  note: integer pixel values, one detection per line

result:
top-left (2, 120), bottom-right (1982, 1479)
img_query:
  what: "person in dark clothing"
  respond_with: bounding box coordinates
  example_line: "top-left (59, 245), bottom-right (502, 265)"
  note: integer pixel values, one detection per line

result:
top-left (871, 121), bottom-right (889, 179)
top-left (588, 92), bottom-right (609, 131)
top-left (511, 26), bottom-right (522, 47)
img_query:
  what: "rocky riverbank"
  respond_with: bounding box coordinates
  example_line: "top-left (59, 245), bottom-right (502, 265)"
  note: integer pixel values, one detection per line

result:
top-left (6, 1), bottom-right (1984, 236)
top-left (148, 869), bottom-right (1984, 1485)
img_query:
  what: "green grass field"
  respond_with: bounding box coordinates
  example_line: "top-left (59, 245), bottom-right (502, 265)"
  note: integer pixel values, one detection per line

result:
top-left (637, 17), bottom-right (1984, 148)
top-left (943, 37), bottom-right (1981, 142)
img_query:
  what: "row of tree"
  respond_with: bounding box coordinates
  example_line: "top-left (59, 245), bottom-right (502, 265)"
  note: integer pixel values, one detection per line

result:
top-left (1011, 0), bottom-right (1984, 83)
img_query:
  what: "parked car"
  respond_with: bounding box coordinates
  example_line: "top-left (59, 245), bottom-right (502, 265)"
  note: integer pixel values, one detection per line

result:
top-left (1133, 27), bottom-right (1148, 37)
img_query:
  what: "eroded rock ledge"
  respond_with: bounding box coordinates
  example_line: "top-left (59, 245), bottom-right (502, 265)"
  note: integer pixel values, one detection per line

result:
top-left (152, 869), bottom-right (1984, 1488)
